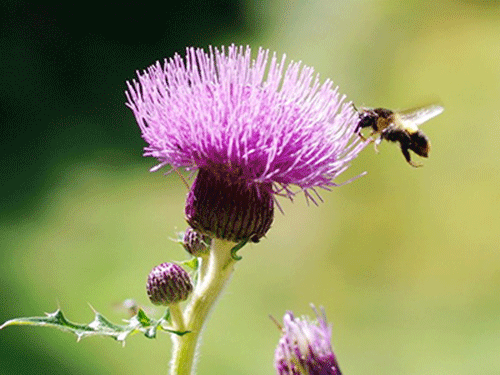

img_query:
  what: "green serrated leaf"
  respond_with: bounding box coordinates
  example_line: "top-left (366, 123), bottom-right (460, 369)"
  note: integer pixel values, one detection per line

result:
top-left (1, 307), bottom-right (190, 343)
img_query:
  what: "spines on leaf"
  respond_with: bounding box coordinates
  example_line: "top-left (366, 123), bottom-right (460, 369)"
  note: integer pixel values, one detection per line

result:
top-left (0, 307), bottom-right (190, 343)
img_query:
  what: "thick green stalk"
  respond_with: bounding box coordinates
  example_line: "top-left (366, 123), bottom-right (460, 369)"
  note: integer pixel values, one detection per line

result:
top-left (170, 238), bottom-right (237, 375)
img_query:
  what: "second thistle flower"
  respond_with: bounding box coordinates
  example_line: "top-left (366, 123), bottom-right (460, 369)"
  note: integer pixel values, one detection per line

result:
top-left (126, 46), bottom-right (365, 243)
top-left (275, 305), bottom-right (341, 375)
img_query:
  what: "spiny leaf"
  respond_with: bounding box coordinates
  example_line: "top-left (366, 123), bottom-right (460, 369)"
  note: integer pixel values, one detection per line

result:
top-left (0, 307), bottom-right (190, 343)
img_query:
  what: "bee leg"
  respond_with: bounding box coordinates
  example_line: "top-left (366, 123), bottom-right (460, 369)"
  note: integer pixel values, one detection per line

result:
top-left (401, 146), bottom-right (423, 168)
top-left (373, 137), bottom-right (382, 153)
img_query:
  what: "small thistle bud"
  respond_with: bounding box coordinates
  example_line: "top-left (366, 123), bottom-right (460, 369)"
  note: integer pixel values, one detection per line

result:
top-left (185, 167), bottom-right (274, 243)
top-left (275, 305), bottom-right (341, 375)
top-left (182, 227), bottom-right (211, 256)
top-left (146, 263), bottom-right (193, 306)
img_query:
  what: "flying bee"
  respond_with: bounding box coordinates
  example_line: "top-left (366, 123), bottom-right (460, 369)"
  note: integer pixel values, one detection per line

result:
top-left (355, 104), bottom-right (444, 167)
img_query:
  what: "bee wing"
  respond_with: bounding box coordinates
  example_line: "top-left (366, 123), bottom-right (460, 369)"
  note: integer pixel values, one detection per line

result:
top-left (398, 104), bottom-right (444, 127)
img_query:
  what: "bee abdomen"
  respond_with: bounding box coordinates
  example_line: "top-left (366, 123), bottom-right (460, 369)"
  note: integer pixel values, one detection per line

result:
top-left (409, 131), bottom-right (430, 157)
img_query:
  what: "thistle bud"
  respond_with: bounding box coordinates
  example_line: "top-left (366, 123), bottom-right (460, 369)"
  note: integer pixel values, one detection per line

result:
top-left (146, 263), bottom-right (193, 306)
top-left (182, 227), bottom-right (211, 256)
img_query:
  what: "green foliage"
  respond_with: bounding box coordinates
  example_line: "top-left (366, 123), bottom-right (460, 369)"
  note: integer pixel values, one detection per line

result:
top-left (0, 307), bottom-right (190, 343)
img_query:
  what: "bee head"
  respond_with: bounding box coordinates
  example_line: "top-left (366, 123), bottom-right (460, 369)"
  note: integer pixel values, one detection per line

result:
top-left (356, 108), bottom-right (394, 133)
top-left (357, 110), bottom-right (378, 131)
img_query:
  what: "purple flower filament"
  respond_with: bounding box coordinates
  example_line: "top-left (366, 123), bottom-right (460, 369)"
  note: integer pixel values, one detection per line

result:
top-left (126, 45), bottom-right (365, 205)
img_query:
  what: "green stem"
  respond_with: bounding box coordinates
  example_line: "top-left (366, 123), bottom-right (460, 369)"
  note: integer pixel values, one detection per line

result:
top-left (170, 238), bottom-right (237, 375)
top-left (168, 303), bottom-right (186, 332)
top-left (197, 254), bottom-right (210, 283)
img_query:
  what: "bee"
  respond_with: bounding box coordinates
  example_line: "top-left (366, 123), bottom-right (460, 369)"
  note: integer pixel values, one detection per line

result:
top-left (355, 104), bottom-right (444, 167)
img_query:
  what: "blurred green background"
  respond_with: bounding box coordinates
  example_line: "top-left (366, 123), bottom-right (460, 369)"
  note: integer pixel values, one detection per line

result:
top-left (1, 0), bottom-right (499, 374)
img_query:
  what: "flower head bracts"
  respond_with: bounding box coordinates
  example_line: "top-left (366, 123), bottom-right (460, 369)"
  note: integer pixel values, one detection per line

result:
top-left (126, 45), bottom-right (365, 202)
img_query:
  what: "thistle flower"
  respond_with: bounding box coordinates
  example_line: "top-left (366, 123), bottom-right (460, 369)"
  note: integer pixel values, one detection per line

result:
top-left (146, 263), bottom-right (193, 306)
top-left (275, 305), bottom-right (341, 375)
top-left (126, 45), bottom-right (365, 242)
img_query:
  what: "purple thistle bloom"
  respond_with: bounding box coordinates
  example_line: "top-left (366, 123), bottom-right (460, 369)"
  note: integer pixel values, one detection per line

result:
top-left (275, 305), bottom-right (341, 375)
top-left (126, 45), bottom-right (365, 242)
